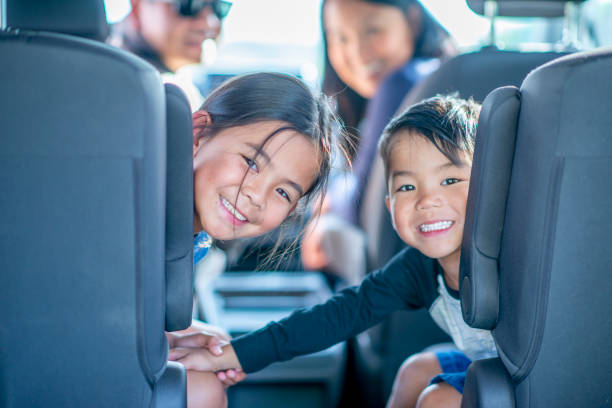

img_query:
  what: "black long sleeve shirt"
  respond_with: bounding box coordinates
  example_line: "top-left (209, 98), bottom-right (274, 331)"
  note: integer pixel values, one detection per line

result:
top-left (231, 247), bottom-right (443, 373)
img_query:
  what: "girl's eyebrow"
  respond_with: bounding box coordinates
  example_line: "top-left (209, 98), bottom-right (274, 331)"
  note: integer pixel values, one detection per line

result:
top-left (286, 180), bottom-right (304, 197)
top-left (246, 143), bottom-right (271, 164)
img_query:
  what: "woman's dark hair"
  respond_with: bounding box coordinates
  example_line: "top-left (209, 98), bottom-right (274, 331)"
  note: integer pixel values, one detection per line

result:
top-left (321, 0), bottom-right (456, 156)
top-left (378, 93), bottom-right (480, 180)
top-left (194, 72), bottom-right (339, 268)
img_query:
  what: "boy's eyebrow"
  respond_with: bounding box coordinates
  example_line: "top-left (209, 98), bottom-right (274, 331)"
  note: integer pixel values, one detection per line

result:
top-left (246, 143), bottom-right (304, 196)
top-left (390, 161), bottom-right (469, 179)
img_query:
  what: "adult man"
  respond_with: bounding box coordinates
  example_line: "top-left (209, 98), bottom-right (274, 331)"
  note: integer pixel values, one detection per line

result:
top-left (111, 0), bottom-right (232, 108)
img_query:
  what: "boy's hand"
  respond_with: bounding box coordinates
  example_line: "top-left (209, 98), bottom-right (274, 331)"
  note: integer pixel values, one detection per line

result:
top-left (167, 330), bottom-right (229, 356)
top-left (169, 347), bottom-right (219, 371)
top-left (170, 343), bottom-right (242, 373)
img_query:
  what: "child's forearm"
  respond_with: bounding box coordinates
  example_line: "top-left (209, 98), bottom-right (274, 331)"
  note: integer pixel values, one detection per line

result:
top-left (210, 344), bottom-right (243, 372)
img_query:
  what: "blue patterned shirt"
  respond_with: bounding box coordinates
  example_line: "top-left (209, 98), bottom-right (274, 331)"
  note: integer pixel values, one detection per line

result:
top-left (193, 231), bottom-right (212, 265)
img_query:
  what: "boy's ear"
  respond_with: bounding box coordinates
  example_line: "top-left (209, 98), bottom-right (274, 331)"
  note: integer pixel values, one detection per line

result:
top-left (192, 110), bottom-right (212, 154)
top-left (385, 195), bottom-right (391, 214)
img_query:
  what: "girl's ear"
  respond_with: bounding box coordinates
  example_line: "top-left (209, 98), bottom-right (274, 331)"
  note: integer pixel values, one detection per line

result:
top-left (192, 110), bottom-right (212, 154)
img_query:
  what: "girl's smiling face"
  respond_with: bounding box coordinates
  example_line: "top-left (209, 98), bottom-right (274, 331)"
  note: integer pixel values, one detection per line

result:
top-left (385, 133), bottom-right (472, 269)
top-left (193, 120), bottom-right (319, 240)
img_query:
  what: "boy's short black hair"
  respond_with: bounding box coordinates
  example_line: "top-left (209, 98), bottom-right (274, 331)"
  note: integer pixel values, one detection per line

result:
top-left (378, 94), bottom-right (481, 180)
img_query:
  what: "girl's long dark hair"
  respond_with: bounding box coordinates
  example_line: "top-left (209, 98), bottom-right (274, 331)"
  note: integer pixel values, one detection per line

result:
top-left (194, 72), bottom-right (340, 269)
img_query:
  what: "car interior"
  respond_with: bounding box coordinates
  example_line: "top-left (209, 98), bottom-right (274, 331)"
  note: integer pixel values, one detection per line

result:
top-left (1, 0), bottom-right (611, 407)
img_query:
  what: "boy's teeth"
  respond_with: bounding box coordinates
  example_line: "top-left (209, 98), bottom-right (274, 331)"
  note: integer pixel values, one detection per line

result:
top-left (419, 221), bottom-right (453, 232)
top-left (222, 197), bottom-right (247, 221)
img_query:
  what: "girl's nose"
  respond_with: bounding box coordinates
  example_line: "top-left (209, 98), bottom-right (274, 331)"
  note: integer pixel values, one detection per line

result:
top-left (241, 178), bottom-right (266, 210)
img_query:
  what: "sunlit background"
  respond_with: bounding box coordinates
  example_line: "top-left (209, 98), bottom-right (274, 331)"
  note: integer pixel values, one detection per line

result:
top-left (103, 0), bottom-right (611, 88)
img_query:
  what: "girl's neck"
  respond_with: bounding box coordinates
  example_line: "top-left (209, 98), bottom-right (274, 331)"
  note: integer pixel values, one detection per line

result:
top-left (193, 211), bottom-right (203, 235)
top-left (437, 250), bottom-right (461, 291)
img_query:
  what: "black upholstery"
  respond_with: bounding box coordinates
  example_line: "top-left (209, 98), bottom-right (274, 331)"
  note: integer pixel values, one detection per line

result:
top-left (164, 83), bottom-right (195, 332)
top-left (460, 85), bottom-right (521, 329)
top-left (0, 0), bottom-right (191, 406)
top-left (461, 47), bottom-right (612, 407)
top-left (3, 0), bottom-right (109, 41)
top-left (466, 0), bottom-right (584, 17)
top-left (462, 358), bottom-right (515, 408)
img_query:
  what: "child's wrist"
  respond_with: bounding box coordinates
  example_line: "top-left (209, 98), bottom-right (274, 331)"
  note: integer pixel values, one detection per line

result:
top-left (215, 344), bottom-right (242, 372)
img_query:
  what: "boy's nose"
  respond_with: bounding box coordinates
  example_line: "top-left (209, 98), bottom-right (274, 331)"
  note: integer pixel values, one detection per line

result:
top-left (416, 193), bottom-right (442, 210)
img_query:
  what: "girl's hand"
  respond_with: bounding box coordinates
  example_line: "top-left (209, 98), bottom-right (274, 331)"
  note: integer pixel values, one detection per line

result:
top-left (216, 368), bottom-right (247, 387)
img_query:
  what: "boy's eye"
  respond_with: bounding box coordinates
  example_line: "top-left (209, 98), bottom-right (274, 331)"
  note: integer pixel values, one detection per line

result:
top-left (442, 178), bottom-right (460, 186)
top-left (243, 156), bottom-right (258, 172)
top-left (397, 184), bottom-right (415, 192)
top-left (276, 188), bottom-right (291, 203)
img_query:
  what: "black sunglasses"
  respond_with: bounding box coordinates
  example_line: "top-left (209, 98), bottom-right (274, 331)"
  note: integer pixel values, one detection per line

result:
top-left (176, 0), bottom-right (233, 19)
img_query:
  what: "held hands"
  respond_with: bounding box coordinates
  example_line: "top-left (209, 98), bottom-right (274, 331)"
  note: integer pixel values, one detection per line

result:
top-left (168, 330), bottom-right (246, 386)
top-left (166, 321), bottom-right (246, 386)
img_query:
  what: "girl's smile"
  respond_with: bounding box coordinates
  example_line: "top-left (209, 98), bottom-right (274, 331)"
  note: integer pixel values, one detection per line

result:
top-left (219, 196), bottom-right (248, 225)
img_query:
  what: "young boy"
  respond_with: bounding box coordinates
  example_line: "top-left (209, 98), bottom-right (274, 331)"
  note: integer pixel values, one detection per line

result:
top-left (170, 95), bottom-right (497, 407)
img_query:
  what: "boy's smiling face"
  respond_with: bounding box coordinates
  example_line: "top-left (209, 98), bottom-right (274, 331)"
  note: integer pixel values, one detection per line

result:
top-left (385, 132), bottom-right (472, 270)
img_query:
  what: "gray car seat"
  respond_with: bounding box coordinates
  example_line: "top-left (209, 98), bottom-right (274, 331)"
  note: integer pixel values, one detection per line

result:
top-left (350, 1), bottom-right (583, 404)
top-left (460, 46), bottom-right (612, 408)
top-left (0, 0), bottom-right (193, 406)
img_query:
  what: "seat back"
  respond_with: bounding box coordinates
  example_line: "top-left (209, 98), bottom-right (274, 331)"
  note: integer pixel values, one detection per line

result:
top-left (353, 1), bottom-right (577, 402)
top-left (461, 47), bottom-right (612, 407)
top-left (0, 0), bottom-right (190, 406)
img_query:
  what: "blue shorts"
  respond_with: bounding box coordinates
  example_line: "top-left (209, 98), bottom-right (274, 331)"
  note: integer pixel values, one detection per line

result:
top-left (430, 350), bottom-right (472, 394)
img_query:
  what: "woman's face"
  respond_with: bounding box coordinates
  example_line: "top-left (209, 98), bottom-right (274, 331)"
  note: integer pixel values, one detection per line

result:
top-left (324, 0), bottom-right (416, 98)
top-left (192, 119), bottom-right (319, 240)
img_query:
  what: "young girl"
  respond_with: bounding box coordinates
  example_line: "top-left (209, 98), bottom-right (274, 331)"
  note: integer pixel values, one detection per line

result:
top-left (172, 71), bottom-right (339, 408)
top-left (168, 95), bottom-right (493, 408)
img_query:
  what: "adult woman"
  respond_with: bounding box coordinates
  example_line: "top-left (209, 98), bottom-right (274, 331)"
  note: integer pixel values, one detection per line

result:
top-left (301, 0), bottom-right (457, 272)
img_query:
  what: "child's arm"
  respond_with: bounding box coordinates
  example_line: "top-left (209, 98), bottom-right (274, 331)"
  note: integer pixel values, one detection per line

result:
top-left (169, 343), bottom-right (242, 372)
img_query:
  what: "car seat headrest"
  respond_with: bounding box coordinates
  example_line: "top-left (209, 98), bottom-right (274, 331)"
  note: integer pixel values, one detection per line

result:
top-left (460, 85), bottom-right (520, 330)
top-left (467, 0), bottom-right (586, 18)
top-left (3, 0), bottom-right (109, 41)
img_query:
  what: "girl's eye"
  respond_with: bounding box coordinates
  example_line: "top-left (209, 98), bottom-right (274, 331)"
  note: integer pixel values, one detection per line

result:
top-left (442, 178), bottom-right (460, 186)
top-left (243, 156), bottom-right (258, 172)
top-left (397, 184), bottom-right (415, 192)
top-left (276, 188), bottom-right (291, 203)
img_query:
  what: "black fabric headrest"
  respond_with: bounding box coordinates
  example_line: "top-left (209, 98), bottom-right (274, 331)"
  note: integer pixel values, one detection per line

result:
top-left (467, 0), bottom-right (586, 17)
top-left (4, 0), bottom-right (109, 41)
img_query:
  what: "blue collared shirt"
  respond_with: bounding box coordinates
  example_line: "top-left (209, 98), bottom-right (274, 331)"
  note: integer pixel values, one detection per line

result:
top-left (193, 231), bottom-right (212, 265)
